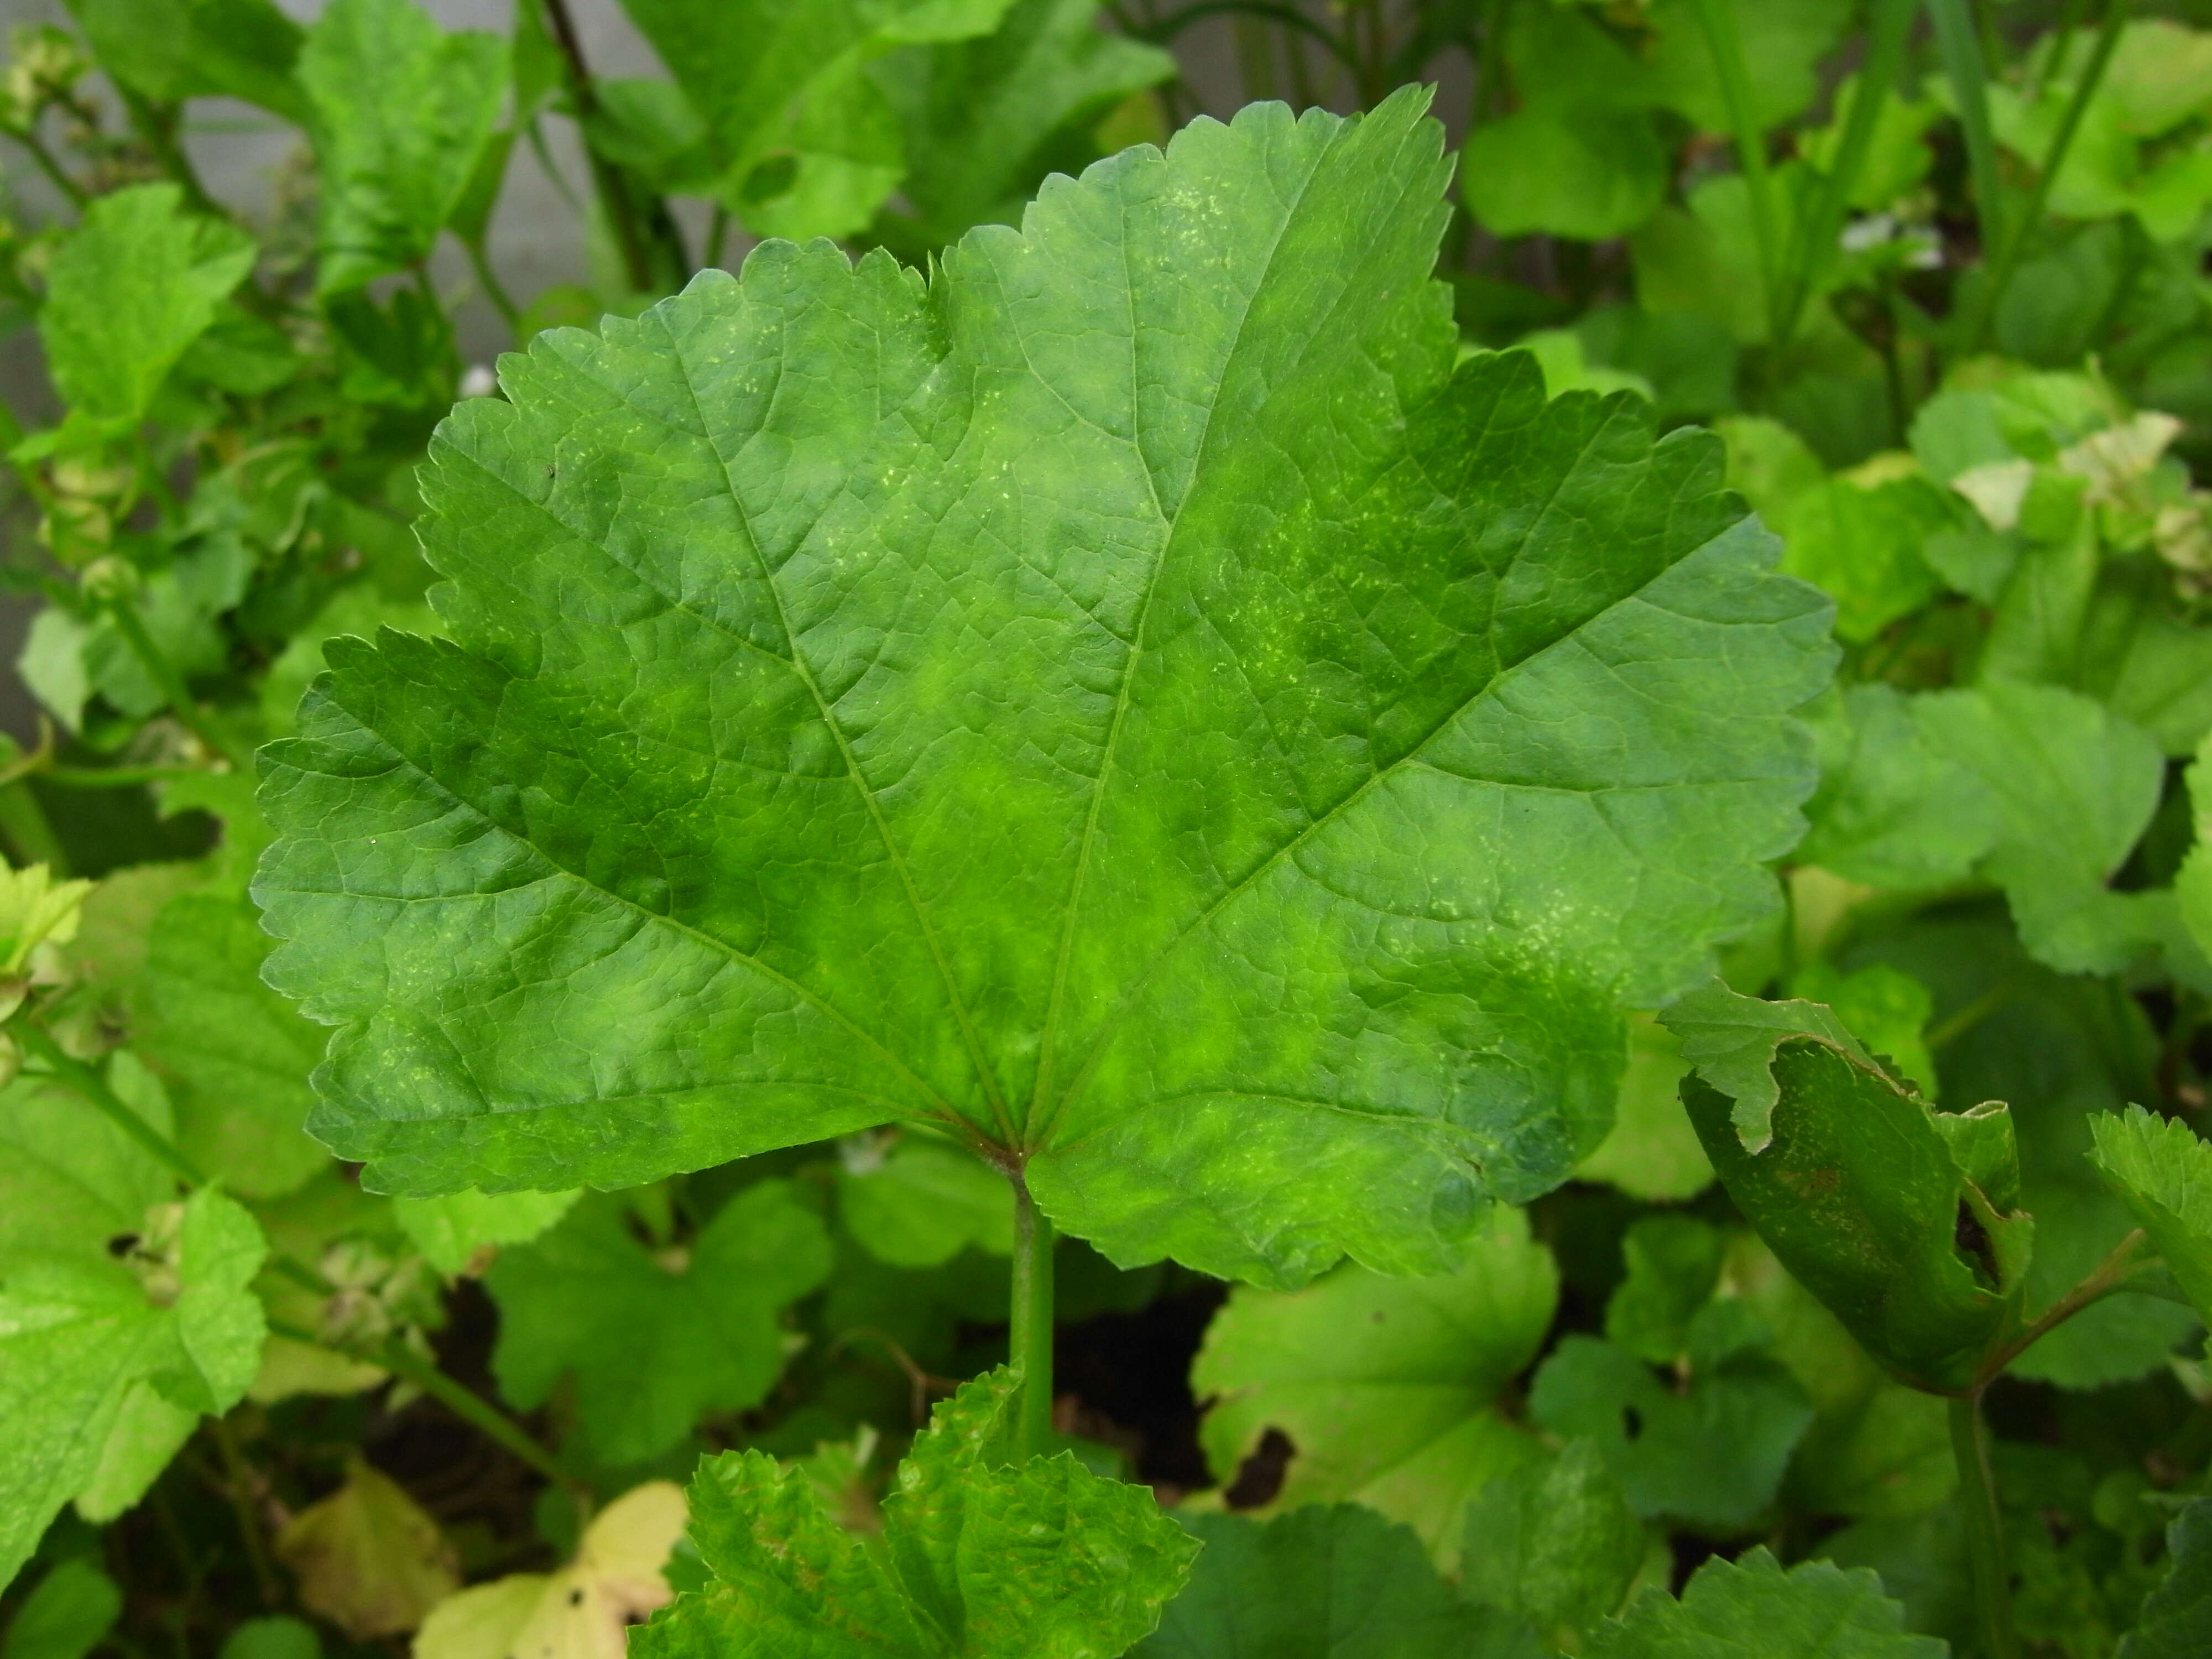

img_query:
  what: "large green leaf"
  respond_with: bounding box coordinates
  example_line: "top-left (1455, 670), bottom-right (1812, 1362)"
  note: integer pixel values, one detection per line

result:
top-left (1136, 1505), bottom-right (1543, 1659)
top-left (634, 1367), bottom-right (1194, 1659)
top-left (299, 0), bottom-right (508, 294)
top-left (485, 1182), bottom-right (830, 1464)
top-left (0, 1182), bottom-right (267, 1590)
top-left (1191, 1206), bottom-right (1554, 1567)
top-left (1662, 979), bottom-right (2032, 1392)
top-left (39, 184), bottom-right (255, 431)
top-left (253, 92), bottom-right (1833, 1288)
top-left (1586, 1548), bottom-right (1944, 1658)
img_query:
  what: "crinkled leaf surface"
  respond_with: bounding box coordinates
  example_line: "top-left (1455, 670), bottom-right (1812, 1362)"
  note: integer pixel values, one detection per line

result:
top-left (1192, 1205), bottom-right (1555, 1567)
top-left (39, 184), bottom-right (255, 429)
top-left (2088, 1105), bottom-right (2212, 1327)
top-left (1136, 1505), bottom-right (1543, 1659)
top-left (635, 1367), bottom-right (1194, 1659)
top-left (0, 1182), bottom-right (267, 1591)
top-left (299, 0), bottom-right (507, 294)
top-left (1663, 980), bottom-right (2031, 1392)
top-left (1586, 1548), bottom-right (1944, 1658)
top-left (485, 1181), bottom-right (830, 1464)
top-left (254, 92), bottom-right (1833, 1289)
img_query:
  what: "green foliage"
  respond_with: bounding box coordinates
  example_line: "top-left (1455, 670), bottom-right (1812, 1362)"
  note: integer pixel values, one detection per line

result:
top-left (1140, 1505), bottom-right (1541, 1659)
top-left (2122, 1499), bottom-right (2212, 1658)
top-left (635, 1367), bottom-right (1196, 1658)
top-left (1587, 1548), bottom-right (1943, 1658)
top-left (2089, 1106), bottom-right (2212, 1327)
top-left (252, 89), bottom-right (1832, 1290)
top-left (1458, 1441), bottom-right (1645, 1645)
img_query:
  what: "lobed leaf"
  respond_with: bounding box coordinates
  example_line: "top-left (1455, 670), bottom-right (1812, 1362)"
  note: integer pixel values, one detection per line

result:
top-left (2087, 1105), bottom-right (2212, 1328)
top-left (254, 92), bottom-right (1834, 1288)
top-left (1586, 1548), bottom-right (1944, 1658)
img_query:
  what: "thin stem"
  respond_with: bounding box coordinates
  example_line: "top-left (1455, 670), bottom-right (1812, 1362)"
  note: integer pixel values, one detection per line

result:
top-left (539, 0), bottom-right (659, 294)
top-left (1929, 0), bottom-right (2008, 283)
top-left (2035, 0), bottom-right (2095, 97)
top-left (0, 733), bottom-right (69, 871)
top-left (1686, 0), bottom-right (1781, 340)
top-left (206, 1416), bottom-right (280, 1608)
top-left (103, 594), bottom-right (251, 770)
top-left (1969, 0), bottom-right (2132, 350)
top-left (1949, 1392), bottom-right (2022, 1659)
top-left (462, 235), bottom-right (522, 336)
top-left (5, 124), bottom-right (86, 205)
top-left (374, 1337), bottom-right (585, 1492)
top-left (1979, 1228), bottom-right (2150, 1379)
top-left (1009, 1176), bottom-right (1056, 1459)
top-left (117, 88), bottom-right (225, 220)
top-left (705, 206), bottom-right (730, 273)
top-left (15, 1020), bottom-right (206, 1184)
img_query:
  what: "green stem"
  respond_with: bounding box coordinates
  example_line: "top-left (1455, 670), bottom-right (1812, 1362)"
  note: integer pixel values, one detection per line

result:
top-left (1685, 0), bottom-right (1782, 341)
top-left (1929, 0), bottom-right (2008, 295)
top-left (1009, 1176), bottom-right (1056, 1458)
top-left (376, 1336), bottom-right (583, 1491)
top-left (1979, 1228), bottom-right (2150, 1379)
top-left (103, 594), bottom-right (251, 770)
top-left (462, 235), bottom-right (523, 336)
top-left (6, 126), bottom-right (86, 205)
top-left (117, 88), bottom-right (225, 221)
top-left (705, 206), bottom-right (731, 273)
top-left (207, 1416), bottom-right (280, 1608)
top-left (15, 1020), bottom-right (206, 1185)
top-left (1969, 0), bottom-right (2132, 351)
top-left (1949, 1392), bottom-right (2021, 1659)
top-left (1778, 0), bottom-right (1915, 345)
top-left (539, 0), bottom-right (677, 294)
top-left (0, 735), bottom-right (69, 871)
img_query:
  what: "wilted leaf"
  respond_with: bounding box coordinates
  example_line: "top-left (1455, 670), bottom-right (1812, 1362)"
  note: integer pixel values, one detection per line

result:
top-left (274, 1460), bottom-right (458, 1639)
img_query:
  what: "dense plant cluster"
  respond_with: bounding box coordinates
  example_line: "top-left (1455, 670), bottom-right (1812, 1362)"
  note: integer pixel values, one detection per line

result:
top-left (4, 2), bottom-right (2212, 1658)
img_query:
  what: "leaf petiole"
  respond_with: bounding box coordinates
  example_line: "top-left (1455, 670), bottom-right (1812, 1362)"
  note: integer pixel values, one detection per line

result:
top-left (13, 1018), bottom-right (207, 1185)
top-left (1950, 1391), bottom-right (2022, 1659)
top-left (100, 589), bottom-right (253, 771)
top-left (1009, 1175), bottom-right (1056, 1459)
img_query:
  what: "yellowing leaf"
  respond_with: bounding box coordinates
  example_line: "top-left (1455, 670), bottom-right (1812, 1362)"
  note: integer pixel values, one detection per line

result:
top-left (275, 1460), bottom-right (459, 1639)
top-left (414, 1481), bottom-right (686, 1659)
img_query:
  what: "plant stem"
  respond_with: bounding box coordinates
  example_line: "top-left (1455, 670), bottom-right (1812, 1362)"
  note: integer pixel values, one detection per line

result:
top-left (539, 0), bottom-right (672, 295)
top-left (1949, 1392), bottom-right (2021, 1659)
top-left (375, 1336), bottom-right (585, 1493)
top-left (15, 1019), bottom-right (206, 1184)
top-left (103, 594), bottom-right (251, 770)
top-left (1980, 1228), bottom-right (2150, 1378)
top-left (462, 234), bottom-right (523, 336)
top-left (0, 734), bottom-right (69, 871)
top-left (7, 126), bottom-right (86, 205)
top-left (206, 1416), bottom-right (280, 1607)
top-left (1969, 0), bottom-right (2132, 350)
top-left (118, 88), bottom-right (225, 221)
top-left (1685, 0), bottom-right (1782, 341)
top-left (1929, 0), bottom-right (2008, 290)
top-left (1009, 1175), bottom-right (1056, 1458)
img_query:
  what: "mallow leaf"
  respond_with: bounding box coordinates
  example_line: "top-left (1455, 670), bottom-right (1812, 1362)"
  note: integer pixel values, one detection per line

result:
top-left (39, 184), bottom-right (256, 431)
top-left (253, 91), bottom-right (1834, 1289)
top-left (2087, 1105), bottom-right (2212, 1328)
top-left (0, 1183), bottom-right (267, 1591)
top-left (299, 0), bottom-right (508, 294)
top-left (1192, 1205), bottom-right (1556, 1567)
top-left (1586, 1548), bottom-right (1944, 1658)
top-left (62, 0), bottom-right (307, 123)
top-left (1459, 1440), bottom-right (1645, 1645)
top-left (1136, 1505), bottom-right (1544, 1659)
top-left (633, 1366), bottom-right (1196, 1659)
top-left (1663, 979), bottom-right (2033, 1392)
top-left (484, 1182), bottom-right (830, 1465)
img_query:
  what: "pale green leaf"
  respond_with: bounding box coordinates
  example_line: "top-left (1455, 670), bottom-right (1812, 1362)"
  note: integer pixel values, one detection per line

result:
top-left (635, 1368), bottom-right (1196, 1659)
top-left (1789, 961), bottom-right (1938, 1103)
top-left (837, 1134), bottom-right (1011, 1269)
top-left (274, 1460), bottom-right (458, 1640)
top-left (1586, 1548), bottom-right (1944, 1658)
top-left (1192, 1206), bottom-right (1555, 1569)
top-left (1661, 976), bottom-right (1874, 1153)
top-left (0, 1185), bottom-right (267, 1591)
top-left (1573, 1013), bottom-right (1713, 1203)
top-left (1796, 683), bottom-right (2001, 891)
top-left (1642, 0), bottom-right (1854, 134)
top-left (390, 1188), bottom-right (580, 1276)
top-left (300, 0), bottom-right (508, 293)
top-left (1777, 471), bottom-right (1956, 644)
top-left (2088, 1105), bottom-right (2212, 1328)
top-left (1604, 1215), bottom-right (1725, 1364)
top-left (486, 1182), bottom-right (830, 1463)
top-left (1460, 1440), bottom-right (1645, 1644)
top-left (1137, 1505), bottom-right (1543, 1659)
top-left (253, 93), bottom-right (1835, 1289)
top-left (39, 184), bottom-right (255, 427)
